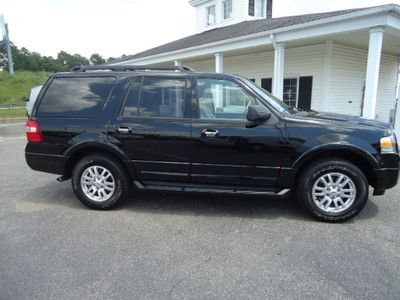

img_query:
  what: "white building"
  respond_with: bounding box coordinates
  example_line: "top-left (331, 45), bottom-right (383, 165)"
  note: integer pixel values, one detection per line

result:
top-left (114, 1), bottom-right (400, 135)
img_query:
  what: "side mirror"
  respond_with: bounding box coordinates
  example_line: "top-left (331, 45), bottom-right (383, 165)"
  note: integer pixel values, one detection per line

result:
top-left (246, 105), bottom-right (271, 128)
top-left (22, 97), bottom-right (29, 102)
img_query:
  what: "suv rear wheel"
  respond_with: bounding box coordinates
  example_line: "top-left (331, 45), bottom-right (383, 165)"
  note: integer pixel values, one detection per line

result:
top-left (297, 159), bottom-right (369, 222)
top-left (71, 154), bottom-right (128, 210)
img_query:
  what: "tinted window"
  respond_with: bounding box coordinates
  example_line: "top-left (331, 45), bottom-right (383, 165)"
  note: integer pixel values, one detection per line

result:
top-left (122, 77), bottom-right (142, 118)
top-left (37, 77), bottom-right (115, 117)
top-left (125, 77), bottom-right (185, 119)
top-left (197, 78), bottom-right (256, 120)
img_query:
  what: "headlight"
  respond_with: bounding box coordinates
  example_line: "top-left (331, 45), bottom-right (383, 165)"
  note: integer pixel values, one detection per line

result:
top-left (380, 135), bottom-right (397, 154)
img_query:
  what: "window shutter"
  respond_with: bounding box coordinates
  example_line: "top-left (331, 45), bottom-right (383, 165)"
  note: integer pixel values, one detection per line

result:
top-left (249, 0), bottom-right (255, 16)
top-left (266, 0), bottom-right (273, 18)
top-left (261, 78), bottom-right (272, 93)
top-left (298, 76), bottom-right (313, 110)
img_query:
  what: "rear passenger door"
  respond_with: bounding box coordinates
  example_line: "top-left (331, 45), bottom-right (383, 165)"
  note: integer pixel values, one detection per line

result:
top-left (109, 75), bottom-right (192, 183)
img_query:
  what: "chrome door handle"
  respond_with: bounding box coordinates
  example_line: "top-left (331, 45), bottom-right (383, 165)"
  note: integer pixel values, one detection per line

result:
top-left (117, 126), bottom-right (131, 134)
top-left (201, 129), bottom-right (219, 138)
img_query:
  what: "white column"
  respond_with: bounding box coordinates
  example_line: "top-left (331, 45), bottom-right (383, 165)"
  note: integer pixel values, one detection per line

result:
top-left (174, 59), bottom-right (182, 67)
top-left (363, 27), bottom-right (385, 119)
top-left (322, 40), bottom-right (333, 112)
top-left (395, 101), bottom-right (400, 137)
top-left (394, 68), bottom-right (400, 137)
top-left (273, 43), bottom-right (285, 99)
top-left (214, 53), bottom-right (224, 109)
top-left (215, 52), bottom-right (224, 73)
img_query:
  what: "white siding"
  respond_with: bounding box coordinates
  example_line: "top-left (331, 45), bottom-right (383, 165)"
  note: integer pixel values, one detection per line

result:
top-left (377, 55), bottom-right (398, 122)
top-left (186, 43), bottom-right (399, 122)
top-left (186, 44), bottom-right (326, 110)
top-left (186, 58), bottom-right (215, 71)
top-left (195, 0), bottom-right (264, 32)
top-left (328, 44), bottom-right (398, 122)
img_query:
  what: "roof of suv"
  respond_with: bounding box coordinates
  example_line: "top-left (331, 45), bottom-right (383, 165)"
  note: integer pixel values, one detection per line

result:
top-left (54, 65), bottom-right (237, 79)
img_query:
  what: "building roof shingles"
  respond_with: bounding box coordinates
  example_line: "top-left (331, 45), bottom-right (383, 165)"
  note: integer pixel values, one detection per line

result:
top-left (115, 6), bottom-right (376, 63)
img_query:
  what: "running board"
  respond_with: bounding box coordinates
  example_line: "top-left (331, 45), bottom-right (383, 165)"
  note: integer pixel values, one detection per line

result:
top-left (133, 180), bottom-right (290, 196)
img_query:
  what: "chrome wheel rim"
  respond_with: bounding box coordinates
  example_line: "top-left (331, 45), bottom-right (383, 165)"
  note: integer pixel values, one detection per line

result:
top-left (80, 165), bottom-right (115, 202)
top-left (312, 172), bottom-right (356, 213)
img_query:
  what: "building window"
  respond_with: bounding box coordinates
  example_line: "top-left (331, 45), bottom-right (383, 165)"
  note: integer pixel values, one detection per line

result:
top-left (249, 0), bottom-right (255, 16)
top-left (283, 78), bottom-right (298, 107)
top-left (261, 77), bottom-right (312, 109)
top-left (207, 5), bottom-right (216, 25)
top-left (223, 0), bottom-right (233, 20)
top-left (249, 0), bottom-right (266, 17)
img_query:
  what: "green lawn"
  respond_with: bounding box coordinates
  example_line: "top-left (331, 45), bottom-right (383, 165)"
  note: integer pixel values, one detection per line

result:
top-left (0, 108), bottom-right (27, 119)
top-left (0, 71), bottom-right (50, 106)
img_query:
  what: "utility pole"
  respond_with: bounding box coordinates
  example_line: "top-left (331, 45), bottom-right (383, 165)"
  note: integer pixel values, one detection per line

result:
top-left (0, 14), bottom-right (14, 75)
top-left (5, 24), bottom-right (14, 74)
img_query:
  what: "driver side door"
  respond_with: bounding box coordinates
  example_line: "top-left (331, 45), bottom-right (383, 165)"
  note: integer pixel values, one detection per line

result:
top-left (190, 76), bottom-right (285, 187)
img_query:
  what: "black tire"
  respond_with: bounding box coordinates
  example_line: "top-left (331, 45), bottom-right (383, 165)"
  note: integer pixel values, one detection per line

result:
top-left (71, 154), bottom-right (128, 210)
top-left (297, 159), bottom-right (369, 222)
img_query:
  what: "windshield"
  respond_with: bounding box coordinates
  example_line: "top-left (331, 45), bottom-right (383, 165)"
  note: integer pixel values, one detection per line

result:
top-left (240, 77), bottom-right (294, 113)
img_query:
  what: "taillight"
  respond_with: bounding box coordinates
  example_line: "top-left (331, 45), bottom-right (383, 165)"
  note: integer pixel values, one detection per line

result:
top-left (26, 120), bottom-right (43, 143)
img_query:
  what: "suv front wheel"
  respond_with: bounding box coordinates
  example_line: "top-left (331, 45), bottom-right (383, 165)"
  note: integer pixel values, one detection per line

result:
top-left (297, 159), bottom-right (369, 222)
top-left (71, 154), bottom-right (128, 210)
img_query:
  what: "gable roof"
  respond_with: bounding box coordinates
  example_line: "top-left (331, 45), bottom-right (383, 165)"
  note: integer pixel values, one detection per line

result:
top-left (112, 5), bottom-right (387, 63)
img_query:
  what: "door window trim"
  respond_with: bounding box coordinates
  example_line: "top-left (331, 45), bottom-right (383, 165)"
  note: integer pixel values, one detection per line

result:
top-left (119, 75), bottom-right (190, 121)
top-left (192, 75), bottom-right (271, 123)
top-left (118, 76), bottom-right (143, 118)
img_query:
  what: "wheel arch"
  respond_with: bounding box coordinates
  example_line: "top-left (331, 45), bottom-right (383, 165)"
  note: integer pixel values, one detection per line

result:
top-left (292, 145), bottom-right (379, 188)
top-left (64, 142), bottom-right (136, 179)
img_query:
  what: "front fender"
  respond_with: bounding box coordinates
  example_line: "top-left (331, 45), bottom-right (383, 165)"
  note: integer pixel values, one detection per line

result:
top-left (292, 135), bottom-right (380, 169)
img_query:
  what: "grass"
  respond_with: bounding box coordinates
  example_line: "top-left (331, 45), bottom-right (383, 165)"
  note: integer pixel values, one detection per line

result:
top-left (0, 108), bottom-right (27, 119)
top-left (0, 71), bottom-right (50, 106)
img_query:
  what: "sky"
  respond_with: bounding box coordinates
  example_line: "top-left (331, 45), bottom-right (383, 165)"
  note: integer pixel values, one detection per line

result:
top-left (0, 0), bottom-right (399, 59)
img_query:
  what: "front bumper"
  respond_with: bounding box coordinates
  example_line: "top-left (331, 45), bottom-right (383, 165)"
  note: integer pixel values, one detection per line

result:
top-left (374, 167), bottom-right (399, 190)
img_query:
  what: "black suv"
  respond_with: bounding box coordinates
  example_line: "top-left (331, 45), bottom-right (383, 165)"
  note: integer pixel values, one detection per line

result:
top-left (25, 65), bottom-right (399, 221)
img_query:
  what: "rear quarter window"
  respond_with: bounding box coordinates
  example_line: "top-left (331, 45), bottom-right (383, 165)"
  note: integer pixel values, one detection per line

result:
top-left (37, 77), bottom-right (115, 118)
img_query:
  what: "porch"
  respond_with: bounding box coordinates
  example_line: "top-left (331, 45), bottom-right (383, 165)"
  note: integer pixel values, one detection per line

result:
top-left (114, 4), bottom-right (400, 135)
top-left (174, 26), bottom-right (400, 124)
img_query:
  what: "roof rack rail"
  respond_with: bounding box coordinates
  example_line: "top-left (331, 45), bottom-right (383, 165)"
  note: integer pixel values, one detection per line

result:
top-left (71, 65), bottom-right (194, 72)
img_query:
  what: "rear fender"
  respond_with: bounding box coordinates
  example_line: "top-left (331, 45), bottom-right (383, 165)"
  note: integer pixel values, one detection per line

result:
top-left (63, 133), bottom-right (136, 178)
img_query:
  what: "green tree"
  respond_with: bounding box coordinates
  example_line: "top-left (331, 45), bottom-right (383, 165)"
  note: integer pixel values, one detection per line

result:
top-left (9, 45), bottom-right (67, 72)
top-left (57, 51), bottom-right (89, 69)
top-left (90, 53), bottom-right (106, 65)
top-left (3, 43), bottom-right (130, 73)
top-left (106, 57), bottom-right (116, 63)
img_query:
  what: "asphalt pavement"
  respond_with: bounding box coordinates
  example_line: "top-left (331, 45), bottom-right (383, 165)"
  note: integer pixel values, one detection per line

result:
top-left (0, 123), bottom-right (399, 299)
